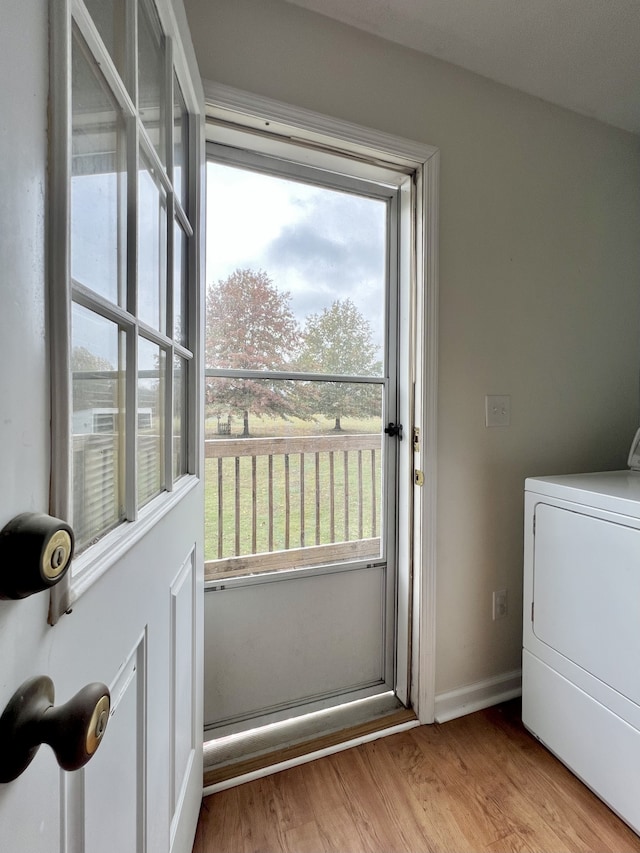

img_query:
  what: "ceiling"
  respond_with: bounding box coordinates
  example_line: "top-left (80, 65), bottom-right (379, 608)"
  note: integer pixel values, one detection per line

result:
top-left (283, 0), bottom-right (640, 135)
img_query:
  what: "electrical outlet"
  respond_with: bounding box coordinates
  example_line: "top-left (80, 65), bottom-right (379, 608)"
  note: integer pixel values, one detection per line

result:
top-left (485, 395), bottom-right (511, 427)
top-left (493, 589), bottom-right (508, 620)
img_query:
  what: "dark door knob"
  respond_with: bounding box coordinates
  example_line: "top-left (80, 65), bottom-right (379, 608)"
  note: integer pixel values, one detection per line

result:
top-left (0, 513), bottom-right (74, 599)
top-left (0, 676), bottom-right (110, 782)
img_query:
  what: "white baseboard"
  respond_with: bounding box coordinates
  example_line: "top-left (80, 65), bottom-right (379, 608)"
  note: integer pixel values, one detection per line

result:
top-left (434, 669), bottom-right (522, 724)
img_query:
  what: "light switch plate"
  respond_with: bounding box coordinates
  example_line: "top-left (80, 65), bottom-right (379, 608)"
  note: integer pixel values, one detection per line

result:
top-left (485, 395), bottom-right (511, 427)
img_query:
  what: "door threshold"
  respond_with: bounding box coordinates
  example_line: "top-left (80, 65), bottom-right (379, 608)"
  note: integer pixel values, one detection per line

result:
top-left (203, 706), bottom-right (417, 788)
top-left (204, 692), bottom-right (404, 771)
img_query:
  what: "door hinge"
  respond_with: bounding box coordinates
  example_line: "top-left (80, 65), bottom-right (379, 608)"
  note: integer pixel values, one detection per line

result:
top-left (384, 422), bottom-right (403, 440)
top-left (414, 470), bottom-right (424, 486)
top-left (412, 427), bottom-right (420, 452)
top-left (532, 515), bottom-right (536, 535)
top-left (531, 601), bottom-right (534, 622)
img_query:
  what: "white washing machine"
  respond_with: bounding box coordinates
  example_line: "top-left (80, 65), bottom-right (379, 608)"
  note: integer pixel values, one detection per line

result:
top-left (523, 466), bottom-right (640, 834)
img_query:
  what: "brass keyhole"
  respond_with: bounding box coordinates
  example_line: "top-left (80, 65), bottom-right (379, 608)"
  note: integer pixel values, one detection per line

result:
top-left (96, 710), bottom-right (108, 739)
top-left (51, 547), bottom-right (66, 569)
top-left (86, 695), bottom-right (111, 756)
top-left (42, 529), bottom-right (72, 581)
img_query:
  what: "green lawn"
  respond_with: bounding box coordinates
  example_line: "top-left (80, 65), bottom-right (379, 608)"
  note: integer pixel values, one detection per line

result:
top-left (204, 412), bottom-right (382, 440)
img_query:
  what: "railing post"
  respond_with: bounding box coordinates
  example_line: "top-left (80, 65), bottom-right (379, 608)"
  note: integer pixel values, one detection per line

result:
top-left (251, 456), bottom-right (257, 554)
top-left (284, 453), bottom-right (290, 550)
top-left (315, 451), bottom-right (321, 546)
top-left (343, 449), bottom-right (349, 541)
top-left (358, 449), bottom-right (363, 540)
top-left (300, 452), bottom-right (305, 548)
top-left (234, 456), bottom-right (240, 556)
top-left (371, 448), bottom-right (377, 539)
top-left (217, 457), bottom-right (223, 559)
top-left (268, 454), bottom-right (274, 552)
top-left (329, 451), bottom-right (335, 543)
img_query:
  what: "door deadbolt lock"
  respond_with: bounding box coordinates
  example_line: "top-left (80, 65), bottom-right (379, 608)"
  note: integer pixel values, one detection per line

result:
top-left (414, 470), bottom-right (425, 486)
top-left (0, 513), bottom-right (74, 599)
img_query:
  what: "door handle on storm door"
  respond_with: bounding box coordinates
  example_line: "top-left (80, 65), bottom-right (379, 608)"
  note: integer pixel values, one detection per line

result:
top-left (384, 422), bottom-right (403, 439)
top-left (0, 512), bottom-right (74, 599)
top-left (0, 676), bottom-right (110, 782)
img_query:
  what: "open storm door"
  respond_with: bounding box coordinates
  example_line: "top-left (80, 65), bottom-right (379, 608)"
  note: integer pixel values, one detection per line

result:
top-left (203, 141), bottom-right (410, 735)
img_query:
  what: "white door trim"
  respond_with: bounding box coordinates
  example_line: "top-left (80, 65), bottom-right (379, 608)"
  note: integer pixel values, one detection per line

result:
top-left (202, 81), bottom-right (438, 725)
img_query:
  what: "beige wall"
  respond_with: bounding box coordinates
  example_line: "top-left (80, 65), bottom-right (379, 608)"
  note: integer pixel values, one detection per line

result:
top-left (185, 0), bottom-right (640, 696)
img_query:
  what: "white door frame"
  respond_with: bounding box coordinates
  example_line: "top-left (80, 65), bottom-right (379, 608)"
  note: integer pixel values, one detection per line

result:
top-left (202, 82), bottom-right (439, 725)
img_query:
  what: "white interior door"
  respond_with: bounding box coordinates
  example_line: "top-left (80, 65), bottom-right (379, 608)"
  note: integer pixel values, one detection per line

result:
top-left (0, 1), bottom-right (204, 851)
top-left (203, 139), bottom-right (412, 734)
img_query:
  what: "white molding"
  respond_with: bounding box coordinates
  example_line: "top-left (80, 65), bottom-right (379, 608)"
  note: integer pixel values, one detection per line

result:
top-left (416, 150), bottom-right (439, 725)
top-left (434, 669), bottom-right (523, 724)
top-left (202, 719), bottom-right (420, 796)
top-left (203, 82), bottom-right (438, 168)
top-left (203, 80), bottom-right (440, 729)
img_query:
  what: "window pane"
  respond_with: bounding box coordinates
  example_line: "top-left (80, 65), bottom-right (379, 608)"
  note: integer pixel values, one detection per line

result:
top-left (82, 0), bottom-right (128, 85)
top-left (138, 155), bottom-right (167, 332)
top-left (206, 163), bottom-right (386, 376)
top-left (173, 356), bottom-right (187, 480)
top-left (138, 0), bottom-right (165, 164)
top-left (173, 74), bottom-right (188, 209)
top-left (173, 219), bottom-right (187, 344)
top-left (72, 304), bottom-right (125, 552)
top-left (71, 31), bottom-right (127, 305)
top-left (138, 337), bottom-right (165, 507)
top-left (204, 377), bottom-right (384, 577)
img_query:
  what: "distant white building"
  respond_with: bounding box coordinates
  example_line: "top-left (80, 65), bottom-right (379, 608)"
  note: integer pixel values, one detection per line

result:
top-left (73, 408), bottom-right (153, 434)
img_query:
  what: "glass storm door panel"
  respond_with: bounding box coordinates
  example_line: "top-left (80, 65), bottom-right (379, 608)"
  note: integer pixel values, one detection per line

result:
top-left (204, 148), bottom-right (401, 732)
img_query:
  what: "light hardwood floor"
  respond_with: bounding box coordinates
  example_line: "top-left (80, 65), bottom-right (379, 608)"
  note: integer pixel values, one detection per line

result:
top-left (193, 701), bottom-right (640, 853)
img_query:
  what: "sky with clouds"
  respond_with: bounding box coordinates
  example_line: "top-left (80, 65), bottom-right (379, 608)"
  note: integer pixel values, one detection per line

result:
top-left (206, 162), bottom-right (388, 352)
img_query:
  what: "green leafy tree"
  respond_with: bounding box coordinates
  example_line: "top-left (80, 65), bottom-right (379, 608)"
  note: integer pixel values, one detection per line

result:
top-left (296, 299), bottom-right (381, 430)
top-left (205, 269), bottom-right (300, 436)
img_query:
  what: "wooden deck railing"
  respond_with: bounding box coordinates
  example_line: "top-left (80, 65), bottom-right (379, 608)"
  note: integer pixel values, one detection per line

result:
top-left (205, 433), bottom-right (382, 579)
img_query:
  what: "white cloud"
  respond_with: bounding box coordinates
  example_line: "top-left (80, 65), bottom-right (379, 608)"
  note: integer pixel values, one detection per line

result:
top-left (206, 161), bottom-right (387, 346)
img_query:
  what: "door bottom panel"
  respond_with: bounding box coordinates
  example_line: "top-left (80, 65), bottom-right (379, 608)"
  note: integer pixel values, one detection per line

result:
top-left (204, 565), bottom-right (387, 729)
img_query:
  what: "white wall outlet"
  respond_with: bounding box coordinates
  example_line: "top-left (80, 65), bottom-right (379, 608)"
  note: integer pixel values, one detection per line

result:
top-left (493, 589), bottom-right (508, 620)
top-left (485, 395), bottom-right (511, 427)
